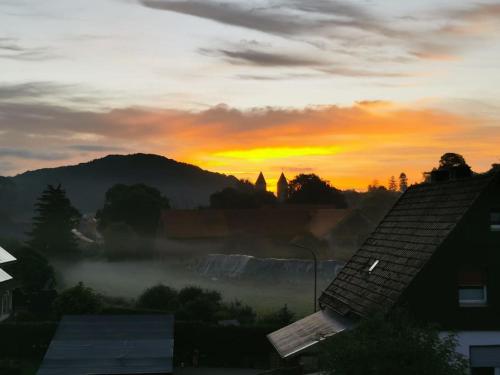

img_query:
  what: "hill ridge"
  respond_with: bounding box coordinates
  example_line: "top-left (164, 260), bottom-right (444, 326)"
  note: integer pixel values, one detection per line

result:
top-left (0, 154), bottom-right (238, 227)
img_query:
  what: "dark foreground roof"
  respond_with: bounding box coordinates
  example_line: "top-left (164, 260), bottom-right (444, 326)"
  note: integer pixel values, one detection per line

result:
top-left (319, 170), bottom-right (500, 317)
top-left (0, 246), bottom-right (16, 291)
top-left (37, 315), bottom-right (174, 375)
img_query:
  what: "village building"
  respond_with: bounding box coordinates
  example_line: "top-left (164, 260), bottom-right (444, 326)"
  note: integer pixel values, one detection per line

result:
top-left (255, 172), bottom-right (267, 192)
top-left (269, 165), bottom-right (500, 374)
top-left (277, 173), bottom-right (288, 202)
top-left (37, 315), bottom-right (174, 375)
top-left (0, 246), bottom-right (16, 322)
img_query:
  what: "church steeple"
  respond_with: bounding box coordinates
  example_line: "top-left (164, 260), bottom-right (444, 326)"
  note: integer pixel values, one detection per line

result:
top-left (255, 172), bottom-right (267, 191)
top-left (277, 172), bottom-right (288, 202)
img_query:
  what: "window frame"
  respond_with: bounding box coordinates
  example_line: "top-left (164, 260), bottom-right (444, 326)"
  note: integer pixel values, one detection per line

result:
top-left (459, 285), bottom-right (488, 307)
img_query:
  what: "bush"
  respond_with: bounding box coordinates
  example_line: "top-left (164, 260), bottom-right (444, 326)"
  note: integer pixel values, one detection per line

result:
top-left (177, 286), bottom-right (222, 323)
top-left (217, 299), bottom-right (256, 325)
top-left (258, 304), bottom-right (295, 326)
top-left (52, 282), bottom-right (102, 316)
top-left (136, 284), bottom-right (179, 311)
top-left (319, 312), bottom-right (467, 375)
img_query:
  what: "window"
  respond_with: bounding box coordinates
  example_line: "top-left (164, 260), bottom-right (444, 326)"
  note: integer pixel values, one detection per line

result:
top-left (0, 291), bottom-right (12, 316)
top-left (491, 211), bottom-right (500, 231)
top-left (459, 286), bottom-right (487, 304)
top-left (458, 270), bottom-right (487, 307)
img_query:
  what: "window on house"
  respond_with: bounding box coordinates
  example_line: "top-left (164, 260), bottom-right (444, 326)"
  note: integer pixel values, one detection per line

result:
top-left (458, 270), bottom-right (487, 306)
top-left (491, 211), bottom-right (500, 231)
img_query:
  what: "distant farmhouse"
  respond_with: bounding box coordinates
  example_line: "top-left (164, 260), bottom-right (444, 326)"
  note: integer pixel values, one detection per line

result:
top-left (37, 315), bottom-right (174, 375)
top-left (0, 246), bottom-right (16, 322)
top-left (269, 164), bottom-right (500, 373)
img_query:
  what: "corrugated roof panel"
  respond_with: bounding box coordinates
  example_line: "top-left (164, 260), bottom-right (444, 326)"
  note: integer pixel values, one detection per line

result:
top-left (0, 246), bottom-right (16, 264)
top-left (267, 309), bottom-right (353, 358)
top-left (37, 315), bottom-right (174, 375)
top-left (0, 268), bottom-right (13, 283)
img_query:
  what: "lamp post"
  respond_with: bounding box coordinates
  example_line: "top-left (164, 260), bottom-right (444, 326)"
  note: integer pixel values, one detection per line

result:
top-left (291, 242), bottom-right (318, 313)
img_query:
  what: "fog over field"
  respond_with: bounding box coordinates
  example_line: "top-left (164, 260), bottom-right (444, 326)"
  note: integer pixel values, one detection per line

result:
top-left (53, 256), bottom-right (340, 317)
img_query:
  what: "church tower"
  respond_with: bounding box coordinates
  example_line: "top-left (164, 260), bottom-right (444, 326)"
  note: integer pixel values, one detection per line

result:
top-left (277, 172), bottom-right (288, 202)
top-left (255, 172), bottom-right (267, 191)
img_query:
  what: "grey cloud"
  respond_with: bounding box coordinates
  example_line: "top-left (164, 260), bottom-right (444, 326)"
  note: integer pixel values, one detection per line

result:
top-left (140, 0), bottom-right (500, 65)
top-left (0, 48), bottom-right (58, 61)
top-left (139, 0), bottom-right (398, 38)
top-left (140, 0), bottom-right (309, 35)
top-left (0, 37), bottom-right (24, 52)
top-left (203, 47), bottom-right (411, 77)
top-left (69, 145), bottom-right (125, 152)
top-left (0, 37), bottom-right (57, 61)
top-left (444, 3), bottom-right (500, 21)
top-left (0, 82), bottom-right (73, 100)
top-left (319, 66), bottom-right (410, 78)
top-left (213, 48), bottom-right (321, 67)
top-left (0, 147), bottom-right (69, 161)
top-left (236, 72), bottom-right (321, 80)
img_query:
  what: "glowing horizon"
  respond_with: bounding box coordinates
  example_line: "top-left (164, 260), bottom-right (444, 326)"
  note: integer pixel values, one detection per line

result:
top-left (1, 1), bottom-right (500, 189)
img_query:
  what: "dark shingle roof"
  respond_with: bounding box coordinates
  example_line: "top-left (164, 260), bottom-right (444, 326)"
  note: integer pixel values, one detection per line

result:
top-left (319, 170), bottom-right (500, 317)
top-left (37, 315), bottom-right (174, 375)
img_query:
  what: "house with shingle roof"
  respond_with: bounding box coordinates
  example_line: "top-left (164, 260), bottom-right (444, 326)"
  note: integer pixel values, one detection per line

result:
top-left (269, 164), bottom-right (500, 373)
top-left (0, 246), bottom-right (16, 322)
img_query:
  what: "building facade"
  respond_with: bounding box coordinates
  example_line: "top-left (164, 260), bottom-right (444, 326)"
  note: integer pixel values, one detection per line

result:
top-left (0, 246), bottom-right (16, 322)
top-left (269, 166), bottom-right (500, 374)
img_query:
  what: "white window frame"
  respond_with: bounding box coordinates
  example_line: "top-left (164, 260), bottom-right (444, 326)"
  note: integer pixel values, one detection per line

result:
top-left (459, 285), bottom-right (488, 307)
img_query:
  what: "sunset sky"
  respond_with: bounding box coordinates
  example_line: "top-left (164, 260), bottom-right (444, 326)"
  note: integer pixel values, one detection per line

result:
top-left (1, 0), bottom-right (500, 191)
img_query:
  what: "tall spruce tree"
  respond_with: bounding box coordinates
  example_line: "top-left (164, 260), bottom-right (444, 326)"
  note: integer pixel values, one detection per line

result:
top-left (388, 176), bottom-right (397, 192)
top-left (399, 172), bottom-right (408, 192)
top-left (29, 184), bottom-right (81, 257)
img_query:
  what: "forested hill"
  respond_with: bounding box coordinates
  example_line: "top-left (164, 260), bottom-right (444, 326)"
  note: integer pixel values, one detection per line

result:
top-left (0, 154), bottom-right (238, 219)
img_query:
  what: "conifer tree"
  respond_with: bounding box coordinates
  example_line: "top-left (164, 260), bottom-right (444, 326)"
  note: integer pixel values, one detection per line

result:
top-left (388, 176), bottom-right (397, 192)
top-left (29, 184), bottom-right (81, 257)
top-left (399, 173), bottom-right (408, 192)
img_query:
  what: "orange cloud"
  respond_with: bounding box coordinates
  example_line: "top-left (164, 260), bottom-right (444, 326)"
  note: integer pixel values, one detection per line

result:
top-left (2, 100), bottom-right (499, 191)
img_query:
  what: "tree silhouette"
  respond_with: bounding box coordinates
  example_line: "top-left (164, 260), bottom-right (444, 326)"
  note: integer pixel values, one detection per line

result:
top-left (320, 312), bottom-right (467, 375)
top-left (29, 184), bottom-right (81, 257)
top-left (399, 173), bottom-right (408, 192)
top-left (368, 180), bottom-right (387, 192)
top-left (287, 174), bottom-right (347, 207)
top-left (209, 179), bottom-right (277, 209)
top-left (97, 184), bottom-right (170, 236)
top-left (52, 282), bottom-right (102, 316)
top-left (439, 153), bottom-right (469, 169)
top-left (259, 304), bottom-right (295, 326)
top-left (136, 284), bottom-right (179, 311)
top-left (388, 176), bottom-right (397, 192)
top-left (425, 153), bottom-right (473, 182)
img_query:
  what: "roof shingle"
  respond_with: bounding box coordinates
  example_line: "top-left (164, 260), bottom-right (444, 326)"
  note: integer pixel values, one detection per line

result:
top-left (319, 171), bottom-right (499, 317)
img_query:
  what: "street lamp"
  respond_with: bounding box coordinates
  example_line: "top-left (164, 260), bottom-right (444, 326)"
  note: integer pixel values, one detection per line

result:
top-left (291, 242), bottom-right (318, 313)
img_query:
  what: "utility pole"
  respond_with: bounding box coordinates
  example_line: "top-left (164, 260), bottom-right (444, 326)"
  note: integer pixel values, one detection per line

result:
top-left (291, 242), bottom-right (318, 312)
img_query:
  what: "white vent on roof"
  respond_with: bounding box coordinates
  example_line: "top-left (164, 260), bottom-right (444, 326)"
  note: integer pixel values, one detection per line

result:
top-left (368, 260), bottom-right (379, 273)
